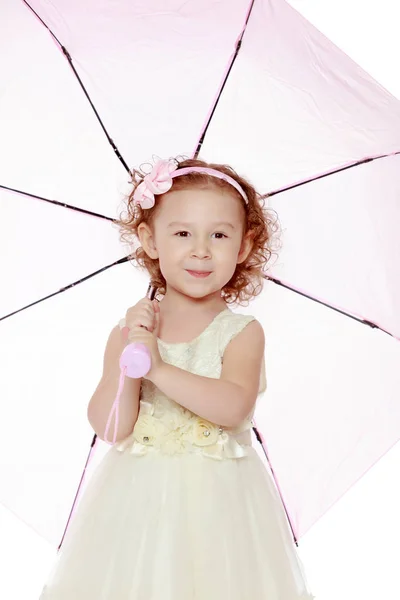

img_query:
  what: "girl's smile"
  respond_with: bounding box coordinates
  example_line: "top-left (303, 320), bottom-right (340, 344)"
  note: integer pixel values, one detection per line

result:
top-left (186, 269), bottom-right (212, 278)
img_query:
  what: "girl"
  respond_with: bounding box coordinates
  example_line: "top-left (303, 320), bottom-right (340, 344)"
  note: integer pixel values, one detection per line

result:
top-left (39, 157), bottom-right (314, 599)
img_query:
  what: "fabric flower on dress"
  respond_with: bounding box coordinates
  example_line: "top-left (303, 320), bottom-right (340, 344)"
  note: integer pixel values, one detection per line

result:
top-left (156, 429), bottom-right (189, 455)
top-left (132, 414), bottom-right (167, 446)
top-left (190, 418), bottom-right (220, 447)
top-left (115, 397), bottom-right (250, 460)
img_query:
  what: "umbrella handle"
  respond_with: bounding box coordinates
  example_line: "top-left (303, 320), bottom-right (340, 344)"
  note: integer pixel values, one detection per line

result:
top-left (119, 342), bottom-right (151, 378)
top-left (119, 282), bottom-right (157, 378)
top-left (104, 283), bottom-right (158, 444)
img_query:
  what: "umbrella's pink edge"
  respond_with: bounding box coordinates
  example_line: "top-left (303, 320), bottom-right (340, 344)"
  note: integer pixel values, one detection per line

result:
top-left (298, 435), bottom-right (400, 540)
top-left (1, 499), bottom-right (54, 547)
top-left (267, 275), bottom-right (399, 341)
top-left (56, 441), bottom-right (98, 551)
top-left (254, 419), bottom-right (400, 540)
top-left (1, 433), bottom-right (97, 549)
top-left (252, 420), bottom-right (298, 542)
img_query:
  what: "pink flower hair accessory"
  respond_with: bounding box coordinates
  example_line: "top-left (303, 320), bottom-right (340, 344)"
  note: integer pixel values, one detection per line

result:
top-left (132, 158), bottom-right (248, 209)
top-left (133, 159), bottom-right (177, 208)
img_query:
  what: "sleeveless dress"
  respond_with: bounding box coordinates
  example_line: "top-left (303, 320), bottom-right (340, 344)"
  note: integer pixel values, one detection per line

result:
top-left (39, 309), bottom-right (314, 600)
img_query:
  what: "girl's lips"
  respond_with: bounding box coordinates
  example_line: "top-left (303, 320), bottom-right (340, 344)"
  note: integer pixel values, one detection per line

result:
top-left (186, 270), bottom-right (212, 278)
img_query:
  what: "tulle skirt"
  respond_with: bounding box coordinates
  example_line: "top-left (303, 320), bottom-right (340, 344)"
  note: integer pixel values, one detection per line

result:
top-left (39, 445), bottom-right (314, 599)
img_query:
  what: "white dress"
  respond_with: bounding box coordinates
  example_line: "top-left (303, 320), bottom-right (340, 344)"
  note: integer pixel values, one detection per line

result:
top-left (39, 308), bottom-right (314, 599)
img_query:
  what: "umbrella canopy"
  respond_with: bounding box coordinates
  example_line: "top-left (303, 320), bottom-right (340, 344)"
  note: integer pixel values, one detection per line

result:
top-left (1, 0), bottom-right (400, 588)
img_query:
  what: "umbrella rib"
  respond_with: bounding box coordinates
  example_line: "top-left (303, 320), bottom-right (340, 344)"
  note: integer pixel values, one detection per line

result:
top-left (0, 184), bottom-right (114, 222)
top-left (22, 0), bottom-right (130, 174)
top-left (21, 0), bottom-right (63, 47)
top-left (3, 150), bottom-right (398, 218)
top-left (265, 275), bottom-right (394, 338)
top-left (193, 0), bottom-right (257, 158)
top-left (0, 256), bottom-right (130, 323)
top-left (266, 151), bottom-right (400, 197)
top-left (252, 424), bottom-right (299, 545)
top-left (57, 433), bottom-right (97, 551)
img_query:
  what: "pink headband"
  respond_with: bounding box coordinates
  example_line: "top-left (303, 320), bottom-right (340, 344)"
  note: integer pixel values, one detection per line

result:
top-left (133, 159), bottom-right (248, 209)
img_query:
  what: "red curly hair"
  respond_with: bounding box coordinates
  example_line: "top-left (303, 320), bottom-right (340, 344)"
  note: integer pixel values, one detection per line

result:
top-left (116, 157), bottom-right (280, 305)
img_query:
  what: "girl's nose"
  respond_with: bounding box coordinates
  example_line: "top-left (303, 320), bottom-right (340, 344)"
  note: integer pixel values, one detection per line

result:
top-left (190, 237), bottom-right (211, 259)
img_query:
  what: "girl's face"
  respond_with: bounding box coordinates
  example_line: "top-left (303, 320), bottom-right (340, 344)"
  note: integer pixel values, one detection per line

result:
top-left (139, 186), bottom-right (252, 300)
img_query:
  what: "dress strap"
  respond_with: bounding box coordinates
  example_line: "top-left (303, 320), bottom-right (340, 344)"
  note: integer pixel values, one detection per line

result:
top-left (217, 312), bottom-right (255, 356)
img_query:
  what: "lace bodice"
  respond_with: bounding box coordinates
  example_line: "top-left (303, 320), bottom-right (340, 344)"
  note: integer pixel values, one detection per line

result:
top-left (115, 308), bottom-right (266, 460)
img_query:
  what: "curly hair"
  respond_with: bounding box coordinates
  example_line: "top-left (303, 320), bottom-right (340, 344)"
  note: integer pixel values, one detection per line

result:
top-left (116, 157), bottom-right (280, 305)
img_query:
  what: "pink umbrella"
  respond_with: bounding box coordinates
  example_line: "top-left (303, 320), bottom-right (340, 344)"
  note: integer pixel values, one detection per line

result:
top-left (1, 0), bottom-right (400, 573)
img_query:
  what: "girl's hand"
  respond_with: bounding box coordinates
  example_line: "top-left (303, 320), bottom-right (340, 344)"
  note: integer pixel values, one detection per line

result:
top-left (124, 299), bottom-right (163, 379)
top-left (124, 297), bottom-right (158, 334)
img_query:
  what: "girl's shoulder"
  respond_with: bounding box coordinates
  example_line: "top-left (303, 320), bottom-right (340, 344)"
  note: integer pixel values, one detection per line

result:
top-left (216, 310), bottom-right (266, 395)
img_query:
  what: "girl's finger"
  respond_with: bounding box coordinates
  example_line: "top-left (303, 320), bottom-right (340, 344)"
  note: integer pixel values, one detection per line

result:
top-left (127, 330), bottom-right (150, 344)
top-left (152, 301), bottom-right (160, 335)
top-left (128, 312), bottom-right (153, 328)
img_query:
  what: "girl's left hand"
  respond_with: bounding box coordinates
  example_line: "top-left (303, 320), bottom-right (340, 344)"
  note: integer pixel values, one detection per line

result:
top-left (127, 300), bottom-right (163, 381)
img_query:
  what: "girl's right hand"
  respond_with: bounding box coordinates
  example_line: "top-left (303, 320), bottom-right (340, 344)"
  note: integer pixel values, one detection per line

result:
top-left (124, 298), bottom-right (158, 339)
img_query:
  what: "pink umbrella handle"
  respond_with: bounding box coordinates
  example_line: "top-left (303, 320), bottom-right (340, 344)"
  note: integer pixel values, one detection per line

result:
top-left (104, 341), bottom-right (151, 445)
top-left (104, 340), bottom-right (152, 445)
top-left (104, 284), bottom-right (157, 445)
top-left (119, 342), bottom-right (151, 378)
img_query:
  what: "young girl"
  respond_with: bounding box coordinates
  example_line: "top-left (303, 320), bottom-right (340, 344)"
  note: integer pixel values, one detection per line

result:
top-left (39, 158), bottom-right (314, 599)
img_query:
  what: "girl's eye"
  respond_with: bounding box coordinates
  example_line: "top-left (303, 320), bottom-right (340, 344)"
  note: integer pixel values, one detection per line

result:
top-left (174, 231), bottom-right (227, 239)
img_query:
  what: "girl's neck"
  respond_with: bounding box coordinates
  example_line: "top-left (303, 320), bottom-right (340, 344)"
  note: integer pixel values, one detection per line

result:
top-left (159, 286), bottom-right (226, 317)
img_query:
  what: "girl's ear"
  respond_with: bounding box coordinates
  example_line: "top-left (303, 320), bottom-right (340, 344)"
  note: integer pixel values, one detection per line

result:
top-left (237, 232), bottom-right (253, 264)
top-left (138, 223), bottom-right (159, 259)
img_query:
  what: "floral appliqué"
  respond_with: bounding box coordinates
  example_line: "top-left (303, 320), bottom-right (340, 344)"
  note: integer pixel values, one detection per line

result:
top-left (115, 400), bottom-right (249, 461)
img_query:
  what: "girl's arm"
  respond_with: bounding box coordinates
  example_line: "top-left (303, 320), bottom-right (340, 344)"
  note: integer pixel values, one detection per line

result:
top-left (150, 320), bottom-right (265, 428)
top-left (87, 326), bottom-right (141, 442)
